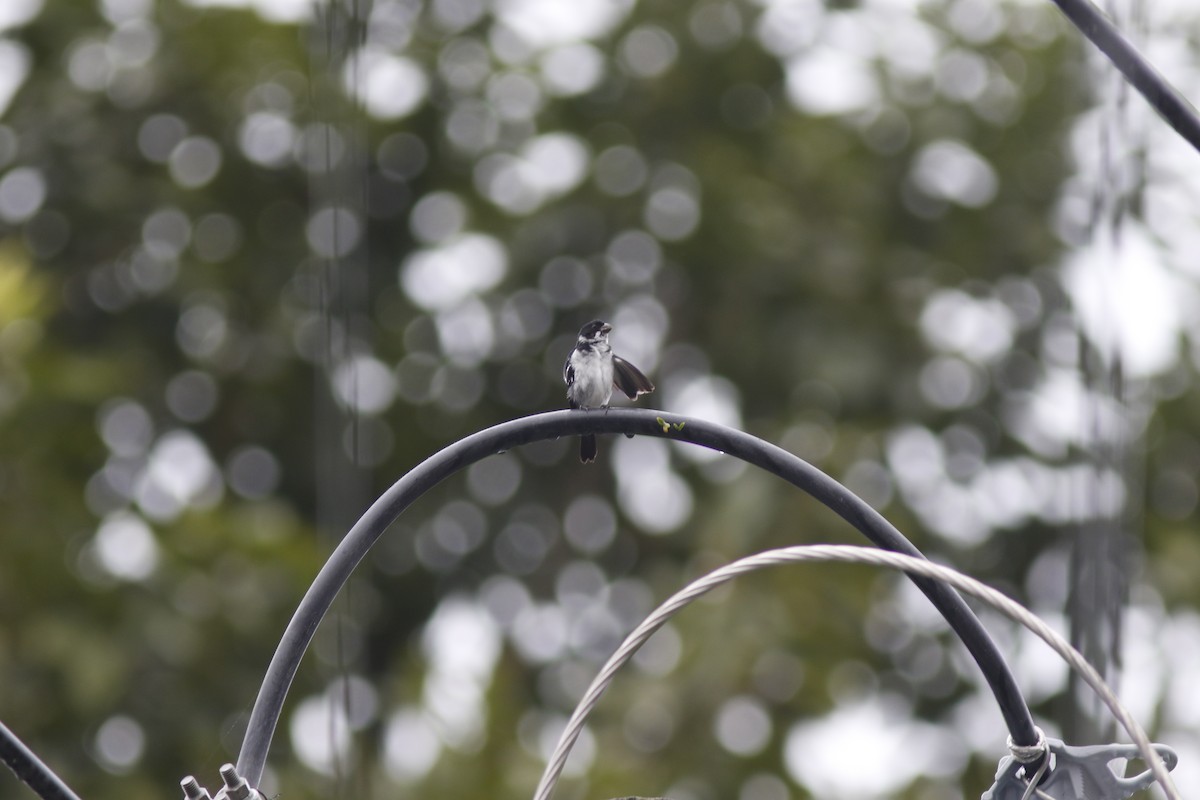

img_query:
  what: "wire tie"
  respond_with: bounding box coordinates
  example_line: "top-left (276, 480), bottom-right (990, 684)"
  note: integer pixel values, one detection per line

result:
top-left (1007, 726), bottom-right (1048, 764)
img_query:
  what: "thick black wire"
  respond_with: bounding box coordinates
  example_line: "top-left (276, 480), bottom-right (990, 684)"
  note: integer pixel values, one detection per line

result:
top-left (1051, 0), bottom-right (1200, 153)
top-left (227, 0), bottom-right (1200, 784)
top-left (234, 408), bottom-right (1042, 786)
top-left (0, 721), bottom-right (82, 800)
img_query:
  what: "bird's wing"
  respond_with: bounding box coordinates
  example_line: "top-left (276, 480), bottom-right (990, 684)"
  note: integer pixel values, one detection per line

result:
top-left (563, 357), bottom-right (582, 409)
top-left (612, 356), bottom-right (655, 400)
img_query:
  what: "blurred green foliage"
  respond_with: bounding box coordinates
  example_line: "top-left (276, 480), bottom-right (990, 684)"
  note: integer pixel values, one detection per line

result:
top-left (1, 0), bottom-right (1199, 798)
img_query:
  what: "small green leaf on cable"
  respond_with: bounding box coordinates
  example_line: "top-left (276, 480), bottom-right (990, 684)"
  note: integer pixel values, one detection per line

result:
top-left (654, 417), bottom-right (686, 434)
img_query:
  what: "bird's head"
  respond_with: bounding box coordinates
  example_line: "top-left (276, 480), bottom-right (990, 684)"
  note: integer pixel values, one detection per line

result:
top-left (578, 320), bottom-right (612, 344)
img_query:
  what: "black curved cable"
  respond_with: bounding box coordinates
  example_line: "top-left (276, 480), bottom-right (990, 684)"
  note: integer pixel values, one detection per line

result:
top-left (1051, 0), bottom-right (1200, 154)
top-left (235, 408), bottom-right (1041, 785)
top-left (226, 0), bottom-right (1200, 788)
top-left (0, 721), bottom-right (82, 800)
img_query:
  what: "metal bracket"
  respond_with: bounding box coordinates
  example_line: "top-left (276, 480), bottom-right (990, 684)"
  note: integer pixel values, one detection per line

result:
top-left (180, 763), bottom-right (263, 800)
top-left (982, 737), bottom-right (1178, 800)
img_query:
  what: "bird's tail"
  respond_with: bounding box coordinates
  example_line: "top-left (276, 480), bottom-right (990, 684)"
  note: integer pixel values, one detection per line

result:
top-left (580, 434), bottom-right (597, 463)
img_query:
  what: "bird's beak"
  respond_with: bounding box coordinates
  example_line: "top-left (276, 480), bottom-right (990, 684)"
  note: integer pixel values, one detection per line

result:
top-left (601, 323), bottom-right (612, 334)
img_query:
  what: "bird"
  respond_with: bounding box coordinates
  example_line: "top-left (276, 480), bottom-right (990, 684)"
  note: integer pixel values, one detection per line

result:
top-left (563, 320), bottom-right (655, 463)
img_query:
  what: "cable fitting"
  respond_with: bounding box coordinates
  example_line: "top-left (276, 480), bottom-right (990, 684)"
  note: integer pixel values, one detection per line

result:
top-left (1006, 726), bottom-right (1048, 764)
top-left (983, 736), bottom-right (1178, 800)
top-left (179, 764), bottom-right (262, 800)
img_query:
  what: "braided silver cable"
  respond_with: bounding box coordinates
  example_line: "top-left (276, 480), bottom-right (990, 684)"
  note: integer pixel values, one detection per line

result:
top-left (532, 544), bottom-right (1179, 800)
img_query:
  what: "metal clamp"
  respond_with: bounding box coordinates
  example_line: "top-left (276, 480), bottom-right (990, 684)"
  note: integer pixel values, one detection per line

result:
top-left (982, 737), bottom-right (1178, 800)
top-left (180, 763), bottom-right (263, 800)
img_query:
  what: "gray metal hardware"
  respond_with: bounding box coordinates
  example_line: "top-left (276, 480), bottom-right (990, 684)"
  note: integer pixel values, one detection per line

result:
top-left (179, 763), bottom-right (262, 800)
top-left (983, 737), bottom-right (1178, 800)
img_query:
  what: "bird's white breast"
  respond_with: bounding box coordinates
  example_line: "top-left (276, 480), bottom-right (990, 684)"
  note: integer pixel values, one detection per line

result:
top-left (569, 345), bottom-right (613, 408)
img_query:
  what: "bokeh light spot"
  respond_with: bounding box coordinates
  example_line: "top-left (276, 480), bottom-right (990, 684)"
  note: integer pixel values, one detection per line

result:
top-left (494, 0), bottom-right (632, 49)
top-left (714, 696), bottom-right (772, 756)
top-left (400, 233), bottom-right (508, 311)
top-left (349, 48), bottom-right (428, 120)
top-left (539, 256), bottom-right (594, 308)
top-left (909, 139), bottom-right (998, 207)
top-left (383, 709), bottom-right (442, 782)
top-left (138, 113), bottom-right (187, 163)
top-left (98, 398), bottom-right (153, 457)
top-left (0, 166), bottom-right (46, 223)
top-left (540, 42), bottom-right (605, 96)
top-left (168, 136), bottom-right (222, 189)
top-left (644, 186), bottom-right (700, 241)
top-left (165, 370), bottom-right (218, 422)
top-left (332, 354), bottom-right (397, 414)
top-left (289, 695), bottom-right (350, 777)
top-left (93, 715), bottom-right (145, 774)
top-left (410, 191), bottom-right (468, 244)
top-left (619, 25), bottom-right (678, 78)
top-left (239, 110), bottom-right (296, 168)
top-left (563, 494), bottom-right (617, 555)
top-left (92, 511), bottom-right (159, 581)
top-left (0, 41), bottom-right (31, 117)
top-left (785, 47), bottom-right (879, 115)
top-left (226, 446), bottom-right (281, 500)
top-left (306, 206), bottom-right (362, 258)
top-left (467, 454), bottom-right (523, 506)
top-left (0, 0), bottom-right (44, 32)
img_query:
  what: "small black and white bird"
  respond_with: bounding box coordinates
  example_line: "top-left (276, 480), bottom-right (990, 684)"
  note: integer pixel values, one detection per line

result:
top-left (563, 320), bottom-right (655, 463)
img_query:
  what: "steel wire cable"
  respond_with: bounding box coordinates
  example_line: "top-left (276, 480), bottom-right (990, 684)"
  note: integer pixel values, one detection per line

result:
top-left (532, 545), bottom-right (1179, 800)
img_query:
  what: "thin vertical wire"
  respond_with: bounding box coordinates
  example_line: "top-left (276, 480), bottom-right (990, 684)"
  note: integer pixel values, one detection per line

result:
top-left (1065, 0), bottom-right (1148, 743)
top-left (327, 3), bottom-right (349, 795)
top-left (307, 0), bottom-right (373, 794)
